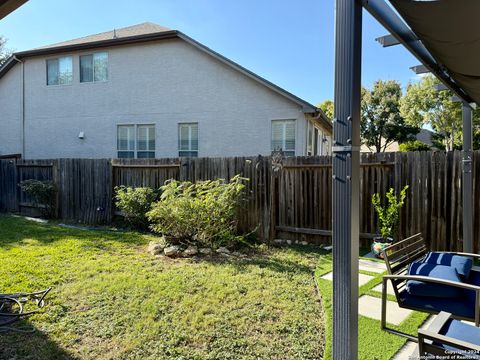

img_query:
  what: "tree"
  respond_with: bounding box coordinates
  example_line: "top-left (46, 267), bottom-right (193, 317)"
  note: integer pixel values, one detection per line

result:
top-left (0, 35), bottom-right (12, 66)
top-left (318, 100), bottom-right (334, 120)
top-left (400, 75), bottom-right (463, 151)
top-left (361, 80), bottom-right (419, 152)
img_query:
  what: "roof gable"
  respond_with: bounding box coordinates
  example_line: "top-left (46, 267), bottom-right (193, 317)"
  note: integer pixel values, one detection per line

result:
top-left (34, 22), bottom-right (171, 50)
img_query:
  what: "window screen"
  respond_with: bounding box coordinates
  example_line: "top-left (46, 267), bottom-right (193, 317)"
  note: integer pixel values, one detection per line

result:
top-left (47, 56), bottom-right (73, 85)
top-left (178, 123), bottom-right (198, 157)
top-left (271, 120), bottom-right (295, 156)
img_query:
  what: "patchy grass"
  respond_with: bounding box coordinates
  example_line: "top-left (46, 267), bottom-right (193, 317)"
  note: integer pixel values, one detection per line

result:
top-left (0, 215), bottom-right (324, 360)
top-left (315, 253), bottom-right (429, 360)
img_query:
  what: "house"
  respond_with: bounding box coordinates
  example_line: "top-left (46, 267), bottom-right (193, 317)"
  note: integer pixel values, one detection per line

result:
top-left (0, 22), bottom-right (332, 159)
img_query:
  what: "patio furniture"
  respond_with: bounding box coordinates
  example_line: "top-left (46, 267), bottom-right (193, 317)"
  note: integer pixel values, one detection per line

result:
top-left (418, 311), bottom-right (480, 359)
top-left (380, 233), bottom-right (480, 341)
top-left (0, 288), bottom-right (51, 332)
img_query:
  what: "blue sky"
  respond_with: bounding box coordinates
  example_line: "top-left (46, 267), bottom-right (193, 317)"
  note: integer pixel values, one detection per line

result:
top-left (0, 0), bottom-right (420, 105)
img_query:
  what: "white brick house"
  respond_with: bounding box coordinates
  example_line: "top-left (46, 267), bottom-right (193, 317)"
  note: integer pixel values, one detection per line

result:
top-left (0, 22), bottom-right (331, 159)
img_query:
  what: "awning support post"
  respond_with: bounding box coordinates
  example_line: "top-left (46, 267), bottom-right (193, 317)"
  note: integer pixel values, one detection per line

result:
top-left (332, 0), bottom-right (361, 358)
top-left (462, 102), bottom-right (473, 253)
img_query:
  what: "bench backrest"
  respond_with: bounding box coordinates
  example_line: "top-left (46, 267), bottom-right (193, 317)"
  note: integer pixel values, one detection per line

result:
top-left (382, 233), bottom-right (427, 298)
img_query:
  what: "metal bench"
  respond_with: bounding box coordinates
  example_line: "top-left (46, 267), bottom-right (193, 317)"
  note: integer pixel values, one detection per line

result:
top-left (381, 233), bottom-right (480, 341)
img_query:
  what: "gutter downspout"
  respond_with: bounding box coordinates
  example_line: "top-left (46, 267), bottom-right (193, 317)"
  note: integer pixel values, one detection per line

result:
top-left (13, 55), bottom-right (24, 158)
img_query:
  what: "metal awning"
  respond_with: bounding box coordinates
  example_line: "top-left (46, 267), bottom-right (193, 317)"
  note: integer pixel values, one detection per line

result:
top-left (364, 0), bottom-right (480, 107)
top-left (390, 0), bottom-right (480, 106)
top-left (0, 0), bottom-right (27, 20)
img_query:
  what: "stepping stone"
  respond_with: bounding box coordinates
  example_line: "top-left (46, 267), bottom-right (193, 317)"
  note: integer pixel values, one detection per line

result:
top-left (392, 341), bottom-right (418, 360)
top-left (372, 281), bottom-right (395, 295)
top-left (358, 295), bottom-right (412, 325)
top-left (321, 272), bottom-right (374, 286)
top-left (358, 259), bottom-right (386, 273)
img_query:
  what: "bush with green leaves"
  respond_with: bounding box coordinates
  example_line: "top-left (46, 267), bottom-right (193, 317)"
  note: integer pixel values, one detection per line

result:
top-left (372, 185), bottom-right (408, 240)
top-left (18, 179), bottom-right (57, 218)
top-left (399, 140), bottom-right (431, 152)
top-left (147, 175), bottom-right (247, 248)
top-left (114, 186), bottom-right (158, 230)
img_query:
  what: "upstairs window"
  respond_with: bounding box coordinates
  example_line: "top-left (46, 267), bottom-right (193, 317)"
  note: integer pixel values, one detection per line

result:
top-left (80, 52), bottom-right (108, 82)
top-left (271, 120), bottom-right (295, 156)
top-left (117, 124), bottom-right (155, 158)
top-left (46, 56), bottom-right (73, 85)
top-left (178, 123), bottom-right (198, 157)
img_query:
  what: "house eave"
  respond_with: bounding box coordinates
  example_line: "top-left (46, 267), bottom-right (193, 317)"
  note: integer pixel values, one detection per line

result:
top-left (0, 0), bottom-right (27, 20)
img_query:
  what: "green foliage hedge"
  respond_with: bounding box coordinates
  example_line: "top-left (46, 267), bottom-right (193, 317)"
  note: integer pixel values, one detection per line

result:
top-left (114, 176), bottom-right (248, 248)
top-left (114, 186), bottom-right (158, 230)
top-left (18, 179), bottom-right (57, 218)
top-left (147, 175), bottom-right (247, 248)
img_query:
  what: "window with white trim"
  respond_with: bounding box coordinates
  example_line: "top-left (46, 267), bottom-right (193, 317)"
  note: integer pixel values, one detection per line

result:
top-left (271, 120), bottom-right (295, 156)
top-left (46, 56), bottom-right (73, 85)
top-left (178, 123), bottom-right (198, 157)
top-left (80, 52), bottom-right (108, 82)
top-left (117, 124), bottom-right (155, 158)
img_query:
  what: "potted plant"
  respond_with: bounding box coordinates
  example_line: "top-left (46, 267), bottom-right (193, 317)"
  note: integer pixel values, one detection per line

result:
top-left (371, 185), bottom-right (408, 258)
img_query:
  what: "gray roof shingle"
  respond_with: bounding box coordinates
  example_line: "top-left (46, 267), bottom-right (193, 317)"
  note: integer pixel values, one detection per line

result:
top-left (34, 22), bottom-right (171, 50)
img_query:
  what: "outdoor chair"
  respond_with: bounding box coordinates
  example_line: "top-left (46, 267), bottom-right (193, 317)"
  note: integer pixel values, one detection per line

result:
top-left (380, 233), bottom-right (480, 341)
top-left (418, 311), bottom-right (480, 359)
top-left (0, 288), bottom-right (51, 332)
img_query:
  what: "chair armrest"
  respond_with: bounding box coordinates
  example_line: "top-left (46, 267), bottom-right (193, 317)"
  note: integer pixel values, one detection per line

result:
top-left (383, 274), bottom-right (480, 291)
top-left (419, 312), bottom-right (480, 353)
top-left (383, 275), bottom-right (480, 326)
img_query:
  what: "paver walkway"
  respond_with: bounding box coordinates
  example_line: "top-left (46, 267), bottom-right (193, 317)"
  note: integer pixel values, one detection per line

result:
top-left (320, 257), bottom-right (413, 324)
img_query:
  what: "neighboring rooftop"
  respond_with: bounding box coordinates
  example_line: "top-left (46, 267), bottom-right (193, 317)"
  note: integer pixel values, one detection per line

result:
top-left (34, 22), bottom-right (172, 50)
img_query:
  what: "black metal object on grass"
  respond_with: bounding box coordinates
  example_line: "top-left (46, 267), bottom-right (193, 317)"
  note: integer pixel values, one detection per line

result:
top-left (0, 288), bottom-right (51, 332)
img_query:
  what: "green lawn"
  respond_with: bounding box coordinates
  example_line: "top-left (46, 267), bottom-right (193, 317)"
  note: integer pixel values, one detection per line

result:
top-left (0, 216), bottom-right (324, 360)
top-left (0, 215), bottom-right (427, 359)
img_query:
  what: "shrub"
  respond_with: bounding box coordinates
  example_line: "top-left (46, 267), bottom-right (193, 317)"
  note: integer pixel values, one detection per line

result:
top-left (372, 185), bottom-right (408, 240)
top-left (18, 179), bottom-right (57, 218)
top-left (114, 186), bottom-right (158, 230)
top-left (399, 140), bottom-right (431, 152)
top-left (147, 175), bottom-right (247, 248)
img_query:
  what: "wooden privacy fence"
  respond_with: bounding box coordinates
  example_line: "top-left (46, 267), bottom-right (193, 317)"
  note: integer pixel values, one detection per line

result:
top-left (0, 151), bottom-right (479, 252)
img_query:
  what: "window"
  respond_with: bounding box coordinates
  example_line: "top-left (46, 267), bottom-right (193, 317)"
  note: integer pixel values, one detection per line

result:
top-left (46, 56), bottom-right (73, 85)
top-left (271, 120), bottom-right (295, 156)
top-left (136, 125), bottom-right (155, 158)
top-left (117, 124), bottom-right (155, 158)
top-left (307, 123), bottom-right (314, 155)
top-left (178, 123), bottom-right (198, 157)
top-left (80, 52), bottom-right (108, 82)
top-left (306, 121), bottom-right (327, 156)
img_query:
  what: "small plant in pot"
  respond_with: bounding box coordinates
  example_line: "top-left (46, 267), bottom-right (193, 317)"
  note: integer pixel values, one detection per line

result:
top-left (371, 185), bottom-right (408, 258)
